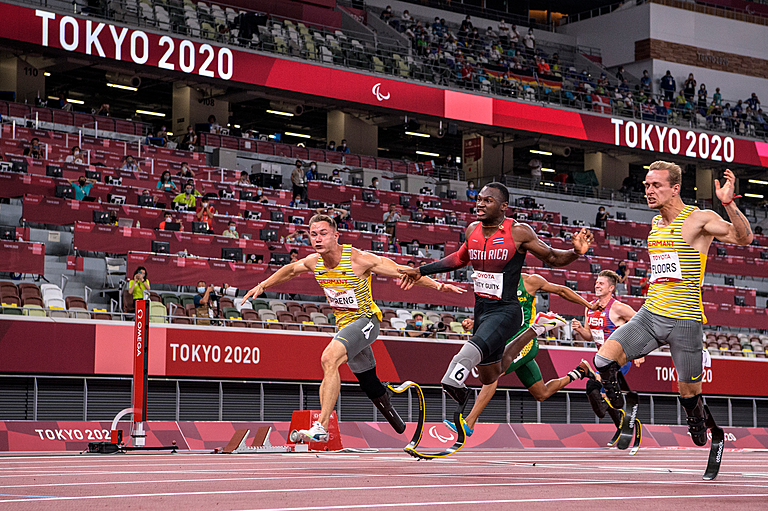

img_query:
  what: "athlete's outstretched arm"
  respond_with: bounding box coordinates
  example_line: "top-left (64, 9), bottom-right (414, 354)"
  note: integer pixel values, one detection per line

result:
top-left (517, 224), bottom-right (593, 267)
top-left (358, 251), bottom-right (465, 294)
top-left (240, 255), bottom-right (316, 304)
top-left (699, 170), bottom-right (753, 245)
top-left (531, 275), bottom-right (600, 310)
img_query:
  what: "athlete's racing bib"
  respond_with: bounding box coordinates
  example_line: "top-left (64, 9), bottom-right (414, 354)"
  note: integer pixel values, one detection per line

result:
top-left (650, 252), bottom-right (683, 283)
top-left (323, 288), bottom-right (359, 310)
top-left (471, 271), bottom-right (503, 299)
top-left (591, 329), bottom-right (605, 346)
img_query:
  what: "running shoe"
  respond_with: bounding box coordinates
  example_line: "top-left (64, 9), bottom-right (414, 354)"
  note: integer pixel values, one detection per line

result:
top-left (298, 421), bottom-right (329, 442)
top-left (578, 359), bottom-right (598, 380)
top-left (531, 312), bottom-right (567, 336)
top-left (443, 417), bottom-right (474, 437)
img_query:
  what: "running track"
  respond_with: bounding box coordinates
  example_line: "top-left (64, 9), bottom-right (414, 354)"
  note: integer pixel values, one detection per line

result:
top-left (1, 449), bottom-right (767, 510)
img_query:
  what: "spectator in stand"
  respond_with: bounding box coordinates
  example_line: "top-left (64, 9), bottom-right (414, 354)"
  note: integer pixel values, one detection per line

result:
top-left (128, 266), bottom-right (150, 300)
top-left (177, 162), bottom-right (195, 179)
top-left (597, 72), bottom-right (609, 89)
top-left (193, 281), bottom-right (214, 325)
top-left (414, 206), bottom-right (433, 223)
top-left (186, 178), bottom-right (204, 196)
top-left (498, 19), bottom-right (510, 45)
top-left (595, 206), bottom-right (610, 230)
top-left (509, 24), bottom-right (520, 44)
top-left (140, 189), bottom-right (155, 207)
top-left (222, 220), bottom-right (239, 239)
top-left (326, 140), bottom-right (336, 151)
top-left (400, 9), bottom-right (412, 30)
top-left (254, 186), bottom-right (269, 204)
top-left (370, 177), bottom-right (379, 189)
top-left (485, 25), bottom-right (496, 42)
top-left (155, 170), bottom-right (179, 193)
top-left (713, 87), bottom-right (722, 106)
top-left (754, 226), bottom-right (763, 235)
top-left (180, 126), bottom-right (198, 151)
top-left (459, 15), bottom-right (473, 39)
top-left (289, 194), bottom-right (307, 208)
top-left (64, 146), bottom-right (84, 164)
top-left (291, 160), bottom-right (306, 201)
top-left (406, 260), bottom-right (416, 268)
top-left (523, 28), bottom-right (535, 54)
top-left (445, 154), bottom-right (457, 168)
top-left (683, 73), bottom-right (696, 102)
top-left (57, 93), bottom-right (73, 111)
top-left (236, 171), bottom-right (252, 187)
top-left (96, 103), bottom-right (110, 116)
top-left (615, 260), bottom-right (629, 296)
top-left (173, 183), bottom-right (197, 208)
top-left (23, 138), bottom-right (44, 159)
top-left (289, 248), bottom-right (299, 263)
top-left (286, 229), bottom-right (310, 245)
top-left (536, 56), bottom-right (551, 75)
top-left (615, 66), bottom-right (625, 83)
top-left (196, 197), bottom-right (216, 232)
top-left (466, 180), bottom-right (478, 201)
top-left (305, 162), bottom-right (317, 182)
top-left (207, 115), bottom-right (220, 134)
top-left (640, 70), bottom-right (651, 93)
top-left (156, 125), bottom-right (170, 147)
top-left (70, 175), bottom-right (96, 201)
top-left (336, 139), bottom-right (350, 153)
top-left (697, 83), bottom-right (708, 112)
top-left (529, 159), bottom-right (542, 183)
top-left (537, 224), bottom-right (552, 237)
top-left (380, 5), bottom-right (394, 24)
top-left (405, 313), bottom-right (435, 338)
top-left (159, 212), bottom-right (183, 231)
top-left (383, 203), bottom-right (400, 237)
top-left (660, 70), bottom-right (676, 102)
top-left (747, 92), bottom-right (761, 111)
top-left (120, 155), bottom-right (139, 172)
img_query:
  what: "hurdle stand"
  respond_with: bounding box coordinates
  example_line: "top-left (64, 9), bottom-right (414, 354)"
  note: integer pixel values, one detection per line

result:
top-left (89, 300), bottom-right (177, 454)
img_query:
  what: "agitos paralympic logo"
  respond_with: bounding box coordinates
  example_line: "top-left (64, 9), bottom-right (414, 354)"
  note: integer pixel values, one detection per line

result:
top-left (372, 83), bottom-right (390, 101)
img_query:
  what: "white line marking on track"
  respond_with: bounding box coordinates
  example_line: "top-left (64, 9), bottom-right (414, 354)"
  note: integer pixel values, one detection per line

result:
top-left (230, 494), bottom-right (768, 511)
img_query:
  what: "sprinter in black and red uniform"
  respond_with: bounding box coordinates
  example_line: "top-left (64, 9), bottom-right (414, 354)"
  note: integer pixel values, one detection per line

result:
top-left (399, 183), bottom-right (594, 409)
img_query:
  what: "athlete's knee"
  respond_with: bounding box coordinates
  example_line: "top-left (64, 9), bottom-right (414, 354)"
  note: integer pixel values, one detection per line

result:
top-left (320, 342), bottom-right (346, 371)
top-left (441, 343), bottom-right (482, 388)
top-left (478, 366), bottom-right (501, 385)
top-left (593, 354), bottom-right (624, 409)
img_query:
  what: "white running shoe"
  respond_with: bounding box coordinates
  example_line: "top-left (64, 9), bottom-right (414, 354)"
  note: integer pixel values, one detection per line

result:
top-left (298, 421), bottom-right (328, 443)
top-left (531, 312), bottom-right (567, 336)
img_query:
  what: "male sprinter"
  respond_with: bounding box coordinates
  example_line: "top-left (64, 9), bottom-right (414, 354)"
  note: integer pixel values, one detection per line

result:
top-left (399, 183), bottom-right (593, 415)
top-left (571, 270), bottom-right (639, 426)
top-left (445, 272), bottom-right (601, 435)
top-left (241, 214), bottom-right (464, 441)
top-left (594, 163), bottom-right (752, 449)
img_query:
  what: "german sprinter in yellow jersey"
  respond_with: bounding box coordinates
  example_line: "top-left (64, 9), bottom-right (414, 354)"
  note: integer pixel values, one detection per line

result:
top-left (241, 214), bottom-right (465, 442)
top-left (593, 162), bottom-right (753, 449)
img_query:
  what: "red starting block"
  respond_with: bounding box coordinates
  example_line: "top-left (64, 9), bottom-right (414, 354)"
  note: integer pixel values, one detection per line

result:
top-left (287, 410), bottom-right (343, 451)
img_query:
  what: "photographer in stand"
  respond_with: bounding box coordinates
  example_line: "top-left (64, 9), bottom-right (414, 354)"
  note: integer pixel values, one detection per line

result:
top-left (194, 281), bottom-right (238, 325)
top-left (405, 312), bottom-right (447, 338)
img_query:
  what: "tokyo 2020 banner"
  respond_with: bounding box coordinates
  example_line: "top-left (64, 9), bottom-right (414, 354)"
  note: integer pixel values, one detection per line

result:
top-left (2, 2), bottom-right (768, 167)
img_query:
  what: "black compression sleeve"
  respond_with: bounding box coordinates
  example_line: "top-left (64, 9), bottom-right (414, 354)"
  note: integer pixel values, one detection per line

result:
top-left (419, 249), bottom-right (469, 276)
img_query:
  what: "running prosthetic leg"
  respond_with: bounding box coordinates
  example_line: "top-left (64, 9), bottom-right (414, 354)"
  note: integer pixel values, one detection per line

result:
top-left (703, 404), bottom-right (725, 481)
top-left (371, 392), bottom-right (406, 434)
top-left (386, 381), bottom-right (469, 460)
top-left (680, 394), bottom-right (708, 446)
top-left (586, 379), bottom-right (609, 419)
top-left (593, 358), bottom-right (625, 410)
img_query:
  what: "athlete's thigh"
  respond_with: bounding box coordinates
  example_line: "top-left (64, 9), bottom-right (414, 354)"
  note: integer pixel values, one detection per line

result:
top-left (334, 316), bottom-right (380, 363)
top-left (473, 306), bottom-right (522, 365)
top-left (505, 339), bottom-right (539, 375)
top-left (667, 318), bottom-right (703, 383)
top-left (607, 307), bottom-right (661, 361)
top-left (516, 359), bottom-right (543, 389)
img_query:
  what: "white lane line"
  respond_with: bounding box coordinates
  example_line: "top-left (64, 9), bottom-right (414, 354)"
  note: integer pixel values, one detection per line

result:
top-left (0, 481), bottom-right (767, 504)
top-left (228, 494), bottom-right (768, 511)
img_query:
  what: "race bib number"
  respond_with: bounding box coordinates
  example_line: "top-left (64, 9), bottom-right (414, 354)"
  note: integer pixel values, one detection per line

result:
top-left (650, 252), bottom-right (683, 283)
top-left (591, 329), bottom-right (605, 346)
top-left (449, 363), bottom-right (470, 385)
top-left (323, 288), bottom-right (359, 310)
top-left (471, 271), bottom-right (504, 299)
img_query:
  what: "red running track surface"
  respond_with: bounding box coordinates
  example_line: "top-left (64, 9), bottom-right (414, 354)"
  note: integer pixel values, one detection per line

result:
top-left (0, 449), bottom-right (767, 510)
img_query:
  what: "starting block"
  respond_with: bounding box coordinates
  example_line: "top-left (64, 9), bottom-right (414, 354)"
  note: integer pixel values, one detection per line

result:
top-left (220, 426), bottom-right (290, 454)
top-left (287, 410), bottom-right (343, 451)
